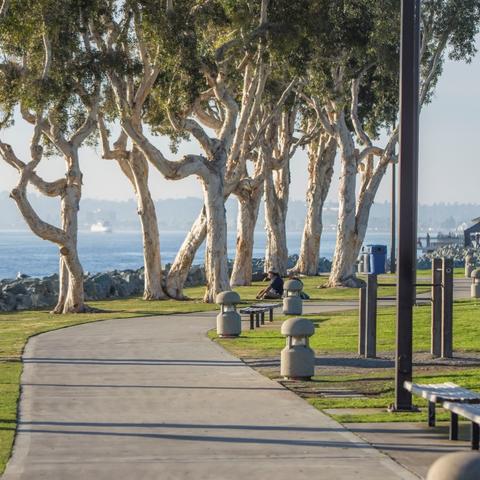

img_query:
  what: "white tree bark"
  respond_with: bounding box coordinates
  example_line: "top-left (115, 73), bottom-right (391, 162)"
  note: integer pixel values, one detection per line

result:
top-left (327, 113), bottom-right (363, 287)
top-left (129, 149), bottom-right (166, 300)
top-left (202, 171), bottom-right (230, 302)
top-left (292, 134), bottom-right (337, 275)
top-left (166, 207), bottom-right (207, 299)
top-left (1, 135), bottom-right (89, 313)
top-left (264, 160), bottom-right (290, 276)
top-left (98, 105), bottom-right (166, 301)
top-left (54, 161), bottom-right (86, 312)
top-left (230, 178), bottom-right (264, 286)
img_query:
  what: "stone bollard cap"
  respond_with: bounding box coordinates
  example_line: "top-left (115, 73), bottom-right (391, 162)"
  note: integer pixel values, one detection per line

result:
top-left (471, 268), bottom-right (480, 279)
top-left (281, 317), bottom-right (314, 337)
top-left (284, 279), bottom-right (303, 292)
top-left (427, 452), bottom-right (480, 480)
top-left (215, 290), bottom-right (241, 305)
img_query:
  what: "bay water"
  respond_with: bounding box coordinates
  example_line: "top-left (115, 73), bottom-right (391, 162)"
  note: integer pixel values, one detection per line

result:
top-left (0, 229), bottom-right (392, 279)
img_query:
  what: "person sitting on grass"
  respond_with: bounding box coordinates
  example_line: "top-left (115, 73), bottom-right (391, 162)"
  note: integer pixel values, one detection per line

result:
top-left (256, 270), bottom-right (284, 299)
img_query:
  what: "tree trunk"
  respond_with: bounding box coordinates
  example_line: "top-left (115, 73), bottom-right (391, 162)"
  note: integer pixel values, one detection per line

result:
top-left (327, 116), bottom-right (363, 288)
top-left (165, 207), bottom-right (207, 299)
top-left (128, 149), bottom-right (166, 300)
top-left (52, 257), bottom-right (68, 313)
top-left (264, 162), bottom-right (290, 276)
top-left (231, 181), bottom-right (263, 286)
top-left (58, 166), bottom-right (87, 312)
top-left (202, 173), bottom-right (230, 302)
top-left (293, 135), bottom-right (337, 276)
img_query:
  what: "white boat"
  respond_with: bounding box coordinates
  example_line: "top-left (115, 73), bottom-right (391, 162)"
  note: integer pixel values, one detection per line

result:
top-left (90, 221), bottom-right (112, 233)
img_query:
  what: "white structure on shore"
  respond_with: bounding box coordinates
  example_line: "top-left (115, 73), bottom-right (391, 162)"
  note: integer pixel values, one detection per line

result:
top-left (90, 221), bottom-right (112, 233)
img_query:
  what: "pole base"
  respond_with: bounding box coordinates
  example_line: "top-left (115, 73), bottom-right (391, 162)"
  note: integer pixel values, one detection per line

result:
top-left (284, 376), bottom-right (312, 381)
top-left (387, 403), bottom-right (420, 413)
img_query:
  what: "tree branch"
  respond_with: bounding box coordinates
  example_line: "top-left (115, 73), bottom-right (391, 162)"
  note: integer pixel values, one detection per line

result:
top-left (420, 31), bottom-right (449, 106)
top-left (0, 0), bottom-right (9, 16)
top-left (249, 77), bottom-right (298, 150)
top-left (120, 117), bottom-right (209, 180)
top-left (350, 76), bottom-right (372, 146)
top-left (98, 115), bottom-right (128, 160)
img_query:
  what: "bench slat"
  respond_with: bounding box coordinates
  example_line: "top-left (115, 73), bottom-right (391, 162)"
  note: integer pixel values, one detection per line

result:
top-left (443, 402), bottom-right (480, 424)
top-left (404, 381), bottom-right (480, 403)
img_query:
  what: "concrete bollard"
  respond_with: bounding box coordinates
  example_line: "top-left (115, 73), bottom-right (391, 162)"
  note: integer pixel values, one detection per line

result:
top-left (362, 252), bottom-right (370, 273)
top-left (280, 317), bottom-right (315, 380)
top-left (282, 279), bottom-right (303, 315)
top-left (357, 257), bottom-right (364, 273)
top-left (427, 452), bottom-right (480, 480)
top-left (471, 269), bottom-right (480, 299)
top-left (465, 254), bottom-right (475, 278)
top-left (215, 291), bottom-right (241, 338)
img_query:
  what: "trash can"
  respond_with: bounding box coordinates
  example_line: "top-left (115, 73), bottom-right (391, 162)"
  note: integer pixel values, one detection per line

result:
top-left (366, 245), bottom-right (387, 275)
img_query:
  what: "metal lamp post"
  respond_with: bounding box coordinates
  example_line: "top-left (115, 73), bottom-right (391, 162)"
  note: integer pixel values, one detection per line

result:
top-left (394, 0), bottom-right (420, 411)
top-left (390, 162), bottom-right (396, 274)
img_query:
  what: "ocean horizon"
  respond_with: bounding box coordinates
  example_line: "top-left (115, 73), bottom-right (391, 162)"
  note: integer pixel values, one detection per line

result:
top-left (0, 229), bottom-right (394, 280)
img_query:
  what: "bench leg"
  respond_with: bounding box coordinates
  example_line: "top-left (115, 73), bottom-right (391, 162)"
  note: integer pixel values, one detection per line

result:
top-left (261, 312), bottom-right (265, 325)
top-left (428, 402), bottom-right (436, 427)
top-left (449, 412), bottom-right (459, 440)
top-left (249, 313), bottom-right (254, 330)
top-left (269, 309), bottom-right (273, 322)
top-left (255, 313), bottom-right (260, 328)
top-left (472, 423), bottom-right (479, 450)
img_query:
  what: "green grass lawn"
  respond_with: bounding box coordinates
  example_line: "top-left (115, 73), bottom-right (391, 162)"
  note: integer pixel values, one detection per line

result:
top-left (212, 299), bottom-right (480, 424)
top-left (213, 299), bottom-right (480, 356)
top-left (224, 273), bottom-right (431, 302)
top-left (308, 367), bottom-right (480, 423)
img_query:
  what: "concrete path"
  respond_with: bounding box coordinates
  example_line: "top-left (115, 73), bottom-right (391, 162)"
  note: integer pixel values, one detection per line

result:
top-left (3, 312), bottom-right (417, 480)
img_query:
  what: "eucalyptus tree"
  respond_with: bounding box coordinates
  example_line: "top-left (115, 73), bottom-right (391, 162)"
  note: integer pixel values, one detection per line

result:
top-left (296, 0), bottom-right (400, 287)
top-left (0, 0), bottom-right (100, 312)
top-left (166, 0), bottom-right (308, 293)
top-left (98, 116), bottom-right (166, 300)
top-left (230, 76), bottom-right (303, 285)
top-left (298, 0), bottom-right (480, 288)
top-left (229, 147), bottom-right (265, 286)
top-left (89, 0), bottom-right (279, 301)
top-left (291, 123), bottom-right (337, 276)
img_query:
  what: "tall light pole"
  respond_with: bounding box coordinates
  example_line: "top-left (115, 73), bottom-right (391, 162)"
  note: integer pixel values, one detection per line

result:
top-left (390, 162), bottom-right (396, 274)
top-left (394, 0), bottom-right (420, 411)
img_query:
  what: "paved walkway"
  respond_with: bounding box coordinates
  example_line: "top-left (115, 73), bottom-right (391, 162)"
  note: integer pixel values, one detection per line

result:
top-left (3, 312), bottom-right (417, 480)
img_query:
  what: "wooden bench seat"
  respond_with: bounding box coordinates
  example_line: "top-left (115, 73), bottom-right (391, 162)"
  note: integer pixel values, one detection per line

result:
top-left (442, 402), bottom-right (480, 449)
top-left (404, 381), bottom-right (480, 427)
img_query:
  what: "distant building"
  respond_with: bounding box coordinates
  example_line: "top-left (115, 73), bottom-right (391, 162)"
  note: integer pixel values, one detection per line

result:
top-left (464, 217), bottom-right (480, 247)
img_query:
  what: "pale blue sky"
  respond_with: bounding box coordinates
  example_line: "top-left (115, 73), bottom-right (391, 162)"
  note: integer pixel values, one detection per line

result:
top-left (0, 40), bottom-right (478, 205)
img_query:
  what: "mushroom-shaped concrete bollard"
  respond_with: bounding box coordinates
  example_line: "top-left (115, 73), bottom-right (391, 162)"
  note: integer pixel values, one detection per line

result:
top-left (215, 291), bottom-right (241, 338)
top-left (282, 279), bottom-right (303, 315)
top-left (465, 254), bottom-right (475, 278)
top-left (427, 452), bottom-right (480, 480)
top-left (280, 317), bottom-right (315, 380)
top-left (471, 268), bottom-right (480, 299)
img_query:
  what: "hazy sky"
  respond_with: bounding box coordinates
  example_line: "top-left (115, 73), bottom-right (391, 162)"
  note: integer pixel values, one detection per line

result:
top-left (0, 40), bottom-right (479, 205)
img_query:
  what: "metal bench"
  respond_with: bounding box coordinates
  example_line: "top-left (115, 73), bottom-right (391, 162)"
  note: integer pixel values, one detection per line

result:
top-left (239, 303), bottom-right (281, 330)
top-left (404, 381), bottom-right (480, 428)
top-left (442, 402), bottom-right (480, 449)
